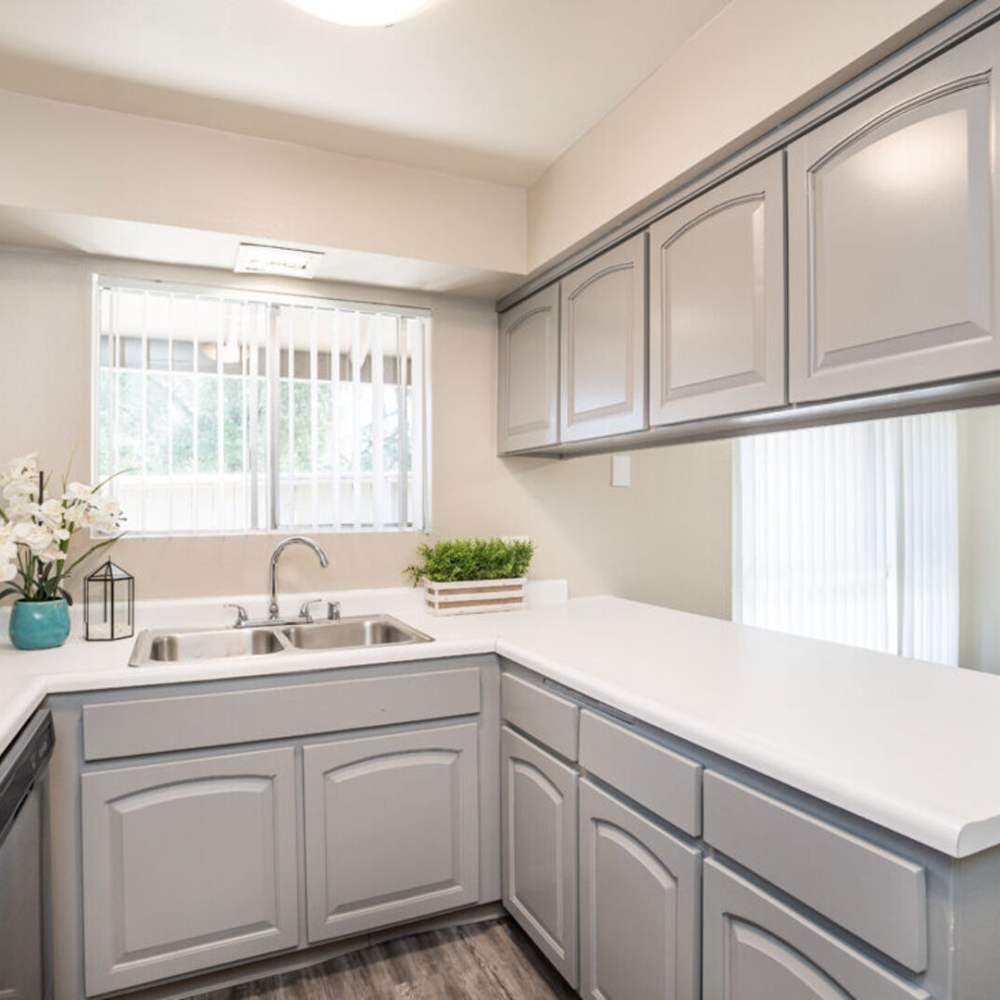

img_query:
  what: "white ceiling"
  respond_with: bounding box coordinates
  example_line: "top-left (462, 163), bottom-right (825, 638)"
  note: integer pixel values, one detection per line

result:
top-left (0, 0), bottom-right (729, 185)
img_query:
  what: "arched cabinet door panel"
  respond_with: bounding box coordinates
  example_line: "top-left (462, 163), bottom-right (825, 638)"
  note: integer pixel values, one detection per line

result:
top-left (303, 723), bottom-right (480, 943)
top-left (498, 284), bottom-right (560, 453)
top-left (579, 779), bottom-right (700, 1000)
top-left (501, 725), bottom-right (579, 988)
top-left (788, 23), bottom-right (1000, 402)
top-left (81, 748), bottom-right (299, 997)
top-left (560, 234), bottom-right (647, 442)
top-left (649, 153), bottom-right (786, 426)
top-left (703, 860), bottom-right (930, 1000)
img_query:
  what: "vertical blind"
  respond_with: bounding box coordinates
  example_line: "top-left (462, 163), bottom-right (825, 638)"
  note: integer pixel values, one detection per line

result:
top-left (732, 412), bottom-right (959, 665)
top-left (94, 277), bottom-right (430, 535)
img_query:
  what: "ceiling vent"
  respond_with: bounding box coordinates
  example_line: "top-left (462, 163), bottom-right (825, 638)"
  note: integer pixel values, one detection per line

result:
top-left (234, 243), bottom-right (323, 278)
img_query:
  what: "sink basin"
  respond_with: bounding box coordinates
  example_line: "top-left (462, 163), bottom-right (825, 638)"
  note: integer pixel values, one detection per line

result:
top-left (140, 627), bottom-right (288, 663)
top-left (280, 615), bottom-right (431, 650)
top-left (129, 614), bottom-right (432, 667)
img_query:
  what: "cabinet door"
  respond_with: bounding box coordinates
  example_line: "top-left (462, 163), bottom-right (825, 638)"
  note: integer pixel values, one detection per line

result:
top-left (788, 24), bottom-right (1000, 402)
top-left (498, 284), bottom-right (560, 453)
top-left (82, 748), bottom-right (298, 996)
top-left (561, 234), bottom-right (646, 442)
top-left (501, 725), bottom-right (579, 987)
top-left (304, 723), bottom-right (480, 943)
top-left (703, 860), bottom-right (930, 1000)
top-left (649, 154), bottom-right (786, 425)
top-left (579, 779), bottom-right (700, 1000)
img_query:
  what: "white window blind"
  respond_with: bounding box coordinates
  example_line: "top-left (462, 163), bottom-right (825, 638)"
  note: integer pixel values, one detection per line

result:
top-left (732, 412), bottom-right (959, 665)
top-left (93, 277), bottom-right (430, 535)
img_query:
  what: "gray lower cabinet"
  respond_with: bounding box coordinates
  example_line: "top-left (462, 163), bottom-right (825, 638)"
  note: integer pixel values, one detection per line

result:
top-left (703, 859), bottom-right (930, 1000)
top-left (304, 723), bottom-right (480, 943)
top-left (579, 779), bottom-right (700, 1000)
top-left (81, 747), bottom-right (299, 997)
top-left (788, 20), bottom-right (1000, 403)
top-left (501, 725), bottom-right (579, 988)
top-left (648, 152), bottom-right (786, 425)
top-left (560, 234), bottom-right (646, 443)
top-left (498, 284), bottom-right (560, 453)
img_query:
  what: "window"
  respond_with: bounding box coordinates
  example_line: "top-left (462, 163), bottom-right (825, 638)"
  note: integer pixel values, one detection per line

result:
top-left (732, 412), bottom-right (959, 665)
top-left (93, 277), bottom-right (430, 535)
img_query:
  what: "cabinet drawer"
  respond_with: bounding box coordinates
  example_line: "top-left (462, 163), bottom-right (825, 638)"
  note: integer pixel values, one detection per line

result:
top-left (84, 665), bottom-right (481, 760)
top-left (704, 771), bottom-right (927, 972)
top-left (704, 860), bottom-right (929, 1000)
top-left (501, 673), bottom-right (578, 760)
top-left (579, 710), bottom-right (702, 836)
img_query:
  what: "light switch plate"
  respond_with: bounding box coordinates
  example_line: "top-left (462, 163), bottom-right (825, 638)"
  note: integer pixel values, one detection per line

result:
top-left (611, 454), bottom-right (631, 488)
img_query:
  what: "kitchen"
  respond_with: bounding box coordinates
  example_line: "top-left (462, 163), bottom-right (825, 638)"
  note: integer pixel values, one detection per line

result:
top-left (2, 1), bottom-right (1000, 998)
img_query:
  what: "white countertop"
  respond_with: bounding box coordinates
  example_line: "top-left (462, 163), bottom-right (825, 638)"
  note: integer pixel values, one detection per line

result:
top-left (2, 584), bottom-right (1000, 859)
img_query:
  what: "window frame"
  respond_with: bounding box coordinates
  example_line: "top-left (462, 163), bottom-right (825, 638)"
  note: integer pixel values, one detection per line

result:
top-left (90, 274), bottom-right (433, 537)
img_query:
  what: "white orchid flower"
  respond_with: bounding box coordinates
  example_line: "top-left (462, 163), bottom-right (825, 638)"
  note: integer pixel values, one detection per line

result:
top-left (3, 453), bottom-right (37, 483)
top-left (11, 521), bottom-right (54, 554)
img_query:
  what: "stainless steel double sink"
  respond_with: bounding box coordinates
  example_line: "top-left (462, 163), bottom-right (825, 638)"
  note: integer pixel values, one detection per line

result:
top-left (128, 615), bottom-right (434, 667)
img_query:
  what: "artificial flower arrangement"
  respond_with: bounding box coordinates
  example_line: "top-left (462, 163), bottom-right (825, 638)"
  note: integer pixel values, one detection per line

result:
top-left (0, 454), bottom-right (125, 649)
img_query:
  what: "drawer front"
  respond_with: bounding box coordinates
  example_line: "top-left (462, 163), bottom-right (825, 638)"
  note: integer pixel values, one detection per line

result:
top-left (84, 665), bottom-right (482, 760)
top-left (579, 710), bottom-right (702, 836)
top-left (704, 860), bottom-right (930, 1000)
top-left (704, 771), bottom-right (927, 972)
top-left (502, 673), bottom-right (579, 760)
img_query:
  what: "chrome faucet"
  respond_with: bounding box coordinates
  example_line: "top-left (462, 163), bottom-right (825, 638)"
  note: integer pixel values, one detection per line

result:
top-left (269, 536), bottom-right (329, 620)
top-left (224, 536), bottom-right (336, 629)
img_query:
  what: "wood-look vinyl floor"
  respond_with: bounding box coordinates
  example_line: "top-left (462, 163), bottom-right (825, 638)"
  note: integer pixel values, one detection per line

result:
top-left (192, 919), bottom-right (577, 1000)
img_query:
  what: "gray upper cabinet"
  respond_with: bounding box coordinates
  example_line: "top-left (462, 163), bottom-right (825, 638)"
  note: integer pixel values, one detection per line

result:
top-left (560, 234), bottom-right (647, 442)
top-left (703, 860), bottom-right (930, 1000)
top-left (501, 725), bottom-right (579, 988)
top-left (81, 748), bottom-right (299, 996)
top-left (303, 723), bottom-right (480, 943)
top-left (579, 779), bottom-right (700, 1000)
top-left (498, 285), bottom-right (560, 453)
top-left (788, 24), bottom-right (1000, 402)
top-left (649, 153), bottom-right (787, 425)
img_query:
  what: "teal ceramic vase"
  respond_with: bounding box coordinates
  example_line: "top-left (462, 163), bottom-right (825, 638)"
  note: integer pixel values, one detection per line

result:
top-left (9, 598), bottom-right (71, 650)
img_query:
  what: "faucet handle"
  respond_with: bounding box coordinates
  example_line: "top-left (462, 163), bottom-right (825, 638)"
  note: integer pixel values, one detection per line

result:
top-left (299, 598), bottom-right (341, 623)
top-left (223, 603), bottom-right (249, 628)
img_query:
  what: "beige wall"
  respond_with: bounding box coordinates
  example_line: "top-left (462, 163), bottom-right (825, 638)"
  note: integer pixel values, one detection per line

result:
top-left (0, 248), bottom-right (733, 614)
top-left (527, 0), bottom-right (967, 269)
top-left (0, 89), bottom-right (526, 276)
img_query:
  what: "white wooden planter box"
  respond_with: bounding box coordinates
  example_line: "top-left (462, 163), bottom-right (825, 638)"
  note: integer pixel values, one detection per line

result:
top-left (422, 578), bottom-right (526, 616)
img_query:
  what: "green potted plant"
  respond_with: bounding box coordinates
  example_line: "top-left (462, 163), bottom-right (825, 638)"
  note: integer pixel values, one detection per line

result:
top-left (1, 454), bottom-right (125, 650)
top-left (405, 537), bottom-right (534, 615)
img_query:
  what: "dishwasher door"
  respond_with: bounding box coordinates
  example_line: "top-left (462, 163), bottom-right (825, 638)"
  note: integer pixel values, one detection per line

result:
top-left (0, 782), bottom-right (44, 1000)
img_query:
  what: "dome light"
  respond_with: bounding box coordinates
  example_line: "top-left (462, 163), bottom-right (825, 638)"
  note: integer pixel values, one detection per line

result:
top-left (284, 0), bottom-right (438, 27)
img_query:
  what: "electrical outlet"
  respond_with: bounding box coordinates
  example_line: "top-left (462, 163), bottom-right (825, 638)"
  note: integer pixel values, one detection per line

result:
top-left (611, 454), bottom-right (631, 488)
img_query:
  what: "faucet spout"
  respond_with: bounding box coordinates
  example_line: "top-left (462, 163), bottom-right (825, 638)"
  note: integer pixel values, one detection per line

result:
top-left (269, 536), bottom-right (330, 620)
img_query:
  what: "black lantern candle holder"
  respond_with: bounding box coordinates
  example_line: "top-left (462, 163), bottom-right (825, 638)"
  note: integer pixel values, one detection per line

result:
top-left (84, 561), bottom-right (134, 642)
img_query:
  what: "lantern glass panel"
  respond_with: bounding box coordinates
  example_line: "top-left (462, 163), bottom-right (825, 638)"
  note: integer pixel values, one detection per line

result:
top-left (84, 561), bottom-right (134, 641)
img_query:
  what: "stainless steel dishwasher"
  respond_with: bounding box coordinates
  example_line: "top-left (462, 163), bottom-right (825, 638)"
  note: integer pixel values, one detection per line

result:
top-left (0, 709), bottom-right (54, 1000)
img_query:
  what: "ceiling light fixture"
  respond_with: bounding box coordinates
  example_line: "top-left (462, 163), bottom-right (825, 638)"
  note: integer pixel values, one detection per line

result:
top-left (283, 0), bottom-right (437, 27)
top-left (234, 243), bottom-right (323, 278)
